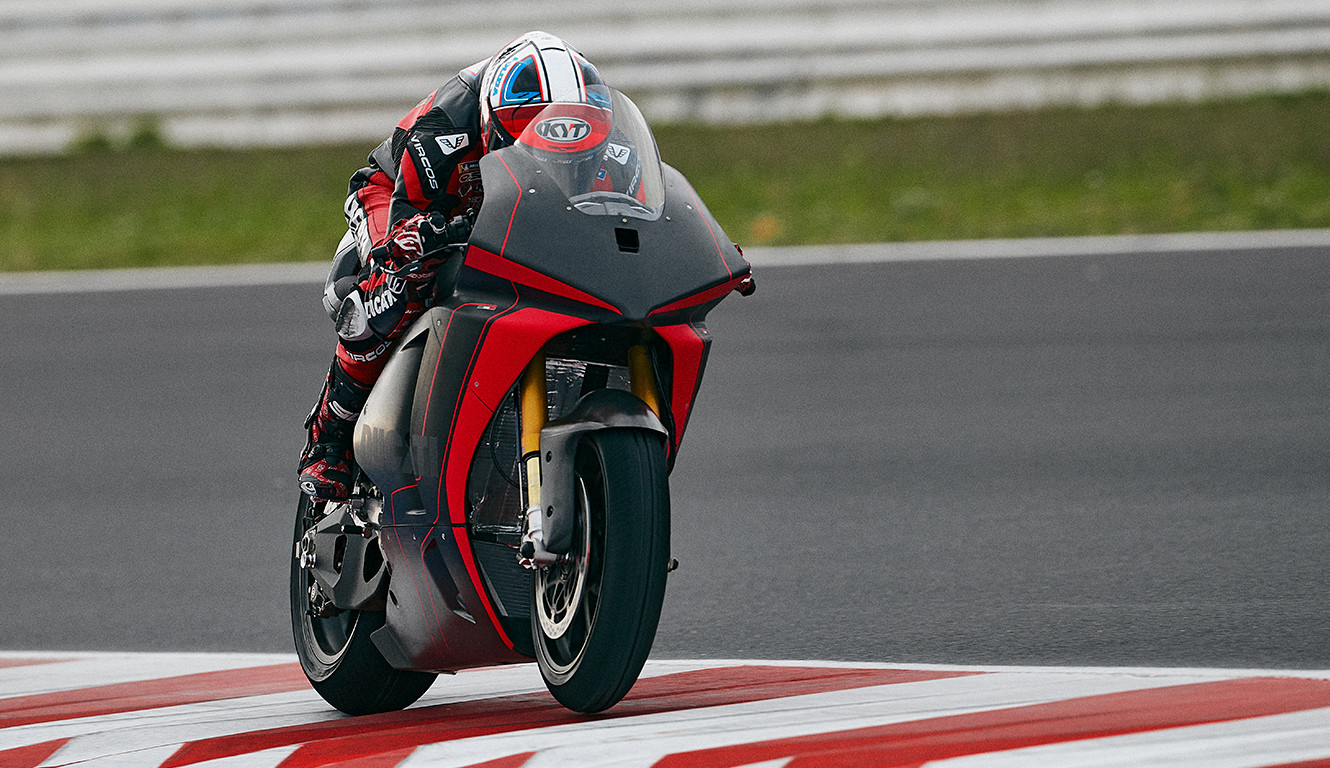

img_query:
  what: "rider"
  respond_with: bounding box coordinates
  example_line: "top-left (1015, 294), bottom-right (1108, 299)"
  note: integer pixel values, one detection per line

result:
top-left (298, 31), bottom-right (618, 500)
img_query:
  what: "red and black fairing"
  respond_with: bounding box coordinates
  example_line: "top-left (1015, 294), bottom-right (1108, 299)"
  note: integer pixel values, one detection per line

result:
top-left (355, 137), bottom-right (749, 674)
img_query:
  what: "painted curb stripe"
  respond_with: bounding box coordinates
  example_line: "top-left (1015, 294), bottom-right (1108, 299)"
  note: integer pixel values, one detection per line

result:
top-left (0, 653), bottom-right (300, 700)
top-left (653, 677), bottom-right (1330, 767)
top-left (0, 663), bottom-right (308, 729)
top-left (2, 655), bottom-right (1329, 768)
top-left (162, 667), bottom-right (963, 768)
top-left (324, 746), bottom-right (427, 767)
top-left (0, 660), bottom-right (66, 671)
top-left (0, 739), bottom-right (68, 768)
top-left (926, 707), bottom-right (1330, 768)
top-left (392, 671), bottom-right (1231, 768)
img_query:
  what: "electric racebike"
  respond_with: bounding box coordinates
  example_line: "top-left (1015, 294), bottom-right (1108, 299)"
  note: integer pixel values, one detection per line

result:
top-left (291, 89), bottom-right (752, 714)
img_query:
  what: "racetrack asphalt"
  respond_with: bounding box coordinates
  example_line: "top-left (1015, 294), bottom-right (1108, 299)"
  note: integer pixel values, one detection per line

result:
top-left (2, 238), bottom-right (1327, 668)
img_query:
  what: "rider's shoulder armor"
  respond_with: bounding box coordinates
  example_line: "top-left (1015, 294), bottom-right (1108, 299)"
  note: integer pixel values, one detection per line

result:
top-left (373, 61), bottom-right (489, 225)
top-left (368, 60), bottom-right (488, 185)
top-left (457, 57), bottom-right (489, 95)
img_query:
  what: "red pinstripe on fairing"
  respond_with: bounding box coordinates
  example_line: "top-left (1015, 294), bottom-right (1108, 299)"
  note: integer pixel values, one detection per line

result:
top-left (648, 275), bottom-right (748, 319)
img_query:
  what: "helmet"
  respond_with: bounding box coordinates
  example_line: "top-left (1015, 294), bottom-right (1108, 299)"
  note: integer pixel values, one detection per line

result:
top-left (479, 32), bottom-right (613, 155)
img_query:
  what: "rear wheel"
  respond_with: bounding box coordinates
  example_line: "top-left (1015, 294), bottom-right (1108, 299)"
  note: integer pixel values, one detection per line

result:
top-left (290, 493), bottom-right (435, 715)
top-left (532, 428), bottom-right (670, 713)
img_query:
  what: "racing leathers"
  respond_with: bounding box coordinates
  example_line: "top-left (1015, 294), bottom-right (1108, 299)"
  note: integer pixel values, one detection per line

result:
top-left (298, 61), bottom-right (489, 500)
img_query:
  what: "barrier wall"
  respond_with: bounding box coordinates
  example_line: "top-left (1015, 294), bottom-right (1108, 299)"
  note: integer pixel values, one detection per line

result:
top-left (2, 0), bottom-right (1328, 153)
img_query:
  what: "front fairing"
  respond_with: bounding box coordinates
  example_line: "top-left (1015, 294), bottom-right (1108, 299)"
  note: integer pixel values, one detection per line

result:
top-left (463, 91), bottom-right (748, 321)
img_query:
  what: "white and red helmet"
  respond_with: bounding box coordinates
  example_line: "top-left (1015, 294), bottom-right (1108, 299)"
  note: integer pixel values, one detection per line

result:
top-left (479, 32), bottom-right (612, 155)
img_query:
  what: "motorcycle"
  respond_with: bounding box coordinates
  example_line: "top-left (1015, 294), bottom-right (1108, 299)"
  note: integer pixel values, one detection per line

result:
top-left (290, 88), bottom-right (752, 715)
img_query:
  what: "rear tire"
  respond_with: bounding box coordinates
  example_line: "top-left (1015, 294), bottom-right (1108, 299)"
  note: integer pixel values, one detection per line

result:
top-left (532, 428), bottom-right (670, 713)
top-left (290, 493), bottom-right (436, 715)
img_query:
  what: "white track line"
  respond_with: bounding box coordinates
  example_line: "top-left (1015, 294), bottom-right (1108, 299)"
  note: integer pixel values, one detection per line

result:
top-left (648, 658), bottom-right (1330, 680)
top-left (2, 229), bottom-right (1327, 296)
top-left (0, 261), bottom-right (328, 296)
top-left (742, 228), bottom-right (1330, 267)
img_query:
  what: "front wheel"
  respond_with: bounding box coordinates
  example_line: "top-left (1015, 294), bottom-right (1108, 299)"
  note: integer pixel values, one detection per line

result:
top-left (290, 493), bottom-right (436, 715)
top-left (532, 428), bottom-right (670, 713)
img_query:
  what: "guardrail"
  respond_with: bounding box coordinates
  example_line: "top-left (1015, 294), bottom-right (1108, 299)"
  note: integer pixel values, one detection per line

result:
top-left (2, 0), bottom-right (1329, 153)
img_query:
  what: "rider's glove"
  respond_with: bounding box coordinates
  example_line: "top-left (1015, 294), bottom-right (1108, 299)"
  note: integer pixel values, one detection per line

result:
top-left (731, 243), bottom-right (755, 296)
top-left (374, 212), bottom-right (472, 281)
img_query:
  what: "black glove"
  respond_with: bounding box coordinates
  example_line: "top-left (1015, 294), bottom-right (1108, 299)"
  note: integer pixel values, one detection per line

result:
top-left (419, 212), bottom-right (472, 248)
top-left (731, 243), bottom-right (755, 296)
top-left (375, 213), bottom-right (471, 281)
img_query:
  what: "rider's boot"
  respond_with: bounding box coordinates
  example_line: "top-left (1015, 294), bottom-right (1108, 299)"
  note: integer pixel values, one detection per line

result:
top-left (298, 359), bottom-right (371, 500)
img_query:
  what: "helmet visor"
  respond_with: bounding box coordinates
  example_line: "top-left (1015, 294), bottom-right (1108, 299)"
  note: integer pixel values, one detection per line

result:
top-left (504, 89), bottom-right (665, 221)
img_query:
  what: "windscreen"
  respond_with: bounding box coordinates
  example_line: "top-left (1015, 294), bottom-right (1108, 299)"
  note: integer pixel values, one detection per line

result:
top-left (512, 89), bottom-right (665, 221)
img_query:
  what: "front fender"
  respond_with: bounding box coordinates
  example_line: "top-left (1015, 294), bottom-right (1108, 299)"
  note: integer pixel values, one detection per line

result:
top-left (540, 388), bottom-right (667, 554)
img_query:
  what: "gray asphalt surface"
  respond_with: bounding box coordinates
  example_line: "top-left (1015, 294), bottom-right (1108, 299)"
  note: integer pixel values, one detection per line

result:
top-left (3, 246), bottom-right (1327, 668)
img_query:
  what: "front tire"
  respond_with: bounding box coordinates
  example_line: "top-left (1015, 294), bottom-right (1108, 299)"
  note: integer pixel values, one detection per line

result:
top-left (532, 428), bottom-right (670, 713)
top-left (290, 493), bottom-right (435, 715)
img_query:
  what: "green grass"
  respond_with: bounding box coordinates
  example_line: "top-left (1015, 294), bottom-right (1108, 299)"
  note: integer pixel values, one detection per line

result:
top-left (0, 144), bottom-right (369, 271)
top-left (660, 90), bottom-right (1330, 247)
top-left (3, 90), bottom-right (1328, 272)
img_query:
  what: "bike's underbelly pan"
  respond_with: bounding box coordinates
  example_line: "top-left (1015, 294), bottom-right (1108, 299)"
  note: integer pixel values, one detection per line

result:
top-left (355, 303), bottom-right (548, 672)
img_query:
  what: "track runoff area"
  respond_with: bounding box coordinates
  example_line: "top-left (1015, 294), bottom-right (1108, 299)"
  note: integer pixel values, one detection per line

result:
top-left (4, 230), bottom-right (1329, 766)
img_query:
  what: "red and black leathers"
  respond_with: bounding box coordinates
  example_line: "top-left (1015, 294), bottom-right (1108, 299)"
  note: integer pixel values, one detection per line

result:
top-left (300, 62), bottom-right (490, 498)
top-left (335, 60), bottom-right (489, 383)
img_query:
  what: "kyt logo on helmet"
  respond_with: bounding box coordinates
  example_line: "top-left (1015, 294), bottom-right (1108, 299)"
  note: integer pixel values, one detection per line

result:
top-left (534, 117), bottom-right (592, 143)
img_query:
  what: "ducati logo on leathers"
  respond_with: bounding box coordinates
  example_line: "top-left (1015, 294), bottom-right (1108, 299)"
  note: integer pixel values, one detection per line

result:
top-left (365, 287), bottom-right (398, 319)
top-left (365, 275), bottom-right (406, 319)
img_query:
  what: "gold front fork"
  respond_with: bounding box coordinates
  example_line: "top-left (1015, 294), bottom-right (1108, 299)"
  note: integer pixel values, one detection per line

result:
top-left (520, 352), bottom-right (547, 514)
top-left (520, 345), bottom-right (660, 501)
top-left (627, 344), bottom-right (662, 418)
top-left (518, 353), bottom-right (548, 566)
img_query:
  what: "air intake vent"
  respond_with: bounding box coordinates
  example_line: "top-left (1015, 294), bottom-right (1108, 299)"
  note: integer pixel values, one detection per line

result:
top-left (615, 227), bottom-right (640, 254)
